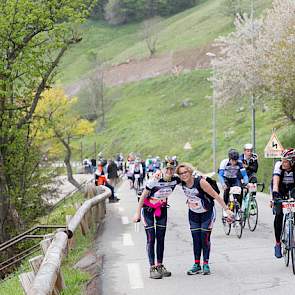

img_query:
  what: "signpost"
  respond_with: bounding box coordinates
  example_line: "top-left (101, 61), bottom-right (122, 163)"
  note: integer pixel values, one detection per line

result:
top-left (264, 132), bottom-right (284, 158)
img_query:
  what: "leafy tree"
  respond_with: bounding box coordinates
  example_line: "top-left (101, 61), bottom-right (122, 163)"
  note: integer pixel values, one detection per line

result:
top-left (223, 0), bottom-right (251, 19)
top-left (210, 0), bottom-right (295, 123)
top-left (0, 0), bottom-right (96, 243)
top-left (141, 16), bottom-right (163, 57)
top-left (36, 89), bottom-right (95, 188)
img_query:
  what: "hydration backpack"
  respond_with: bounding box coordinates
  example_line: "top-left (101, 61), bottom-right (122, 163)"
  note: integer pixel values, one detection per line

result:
top-left (196, 176), bottom-right (220, 201)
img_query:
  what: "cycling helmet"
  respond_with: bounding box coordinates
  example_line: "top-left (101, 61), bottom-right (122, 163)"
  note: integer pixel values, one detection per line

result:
top-left (244, 143), bottom-right (253, 150)
top-left (228, 149), bottom-right (239, 160)
top-left (281, 148), bottom-right (295, 165)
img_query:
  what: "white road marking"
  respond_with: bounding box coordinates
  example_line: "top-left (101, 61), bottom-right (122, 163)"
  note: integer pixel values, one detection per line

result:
top-left (127, 263), bottom-right (144, 289)
top-left (121, 216), bottom-right (129, 224)
top-left (123, 233), bottom-right (134, 246)
top-left (118, 207), bottom-right (125, 212)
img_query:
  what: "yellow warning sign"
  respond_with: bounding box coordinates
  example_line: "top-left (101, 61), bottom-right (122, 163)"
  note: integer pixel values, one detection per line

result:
top-left (264, 132), bottom-right (284, 158)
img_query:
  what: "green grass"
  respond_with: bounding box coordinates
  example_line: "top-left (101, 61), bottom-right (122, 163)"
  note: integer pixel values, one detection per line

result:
top-left (0, 192), bottom-right (94, 295)
top-left (59, 0), bottom-right (273, 85)
top-left (78, 69), bottom-right (294, 188)
top-left (58, 20), bottom-right (141, 85)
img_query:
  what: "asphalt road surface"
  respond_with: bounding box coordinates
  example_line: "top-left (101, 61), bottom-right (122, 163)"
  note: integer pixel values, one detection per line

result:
top-left (95, 180), bottom-right (295, 295)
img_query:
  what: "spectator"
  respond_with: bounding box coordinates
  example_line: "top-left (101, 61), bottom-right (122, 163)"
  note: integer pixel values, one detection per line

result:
top-left (107, 159), bottom-right (119, 187)
top-left (95, 162), bottom-right (119, 203)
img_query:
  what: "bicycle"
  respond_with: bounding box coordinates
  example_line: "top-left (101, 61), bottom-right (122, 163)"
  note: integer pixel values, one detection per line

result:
top-left (222, 186), bottom-right (243, 239)
top-left (241, 177), bottom-right (265, 231)
top-left (278, 188), bottom-right (295, 274)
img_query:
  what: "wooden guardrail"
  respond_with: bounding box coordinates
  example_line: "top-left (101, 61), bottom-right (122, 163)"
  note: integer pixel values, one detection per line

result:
top-left (19, 184), bottom-right (111, 295)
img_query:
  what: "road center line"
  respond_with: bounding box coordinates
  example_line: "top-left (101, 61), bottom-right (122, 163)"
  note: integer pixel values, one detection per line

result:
top-left (121, 216), bottom-right (129, 224)
top-left (123, 233), bottom-right (134, 246)
top-left (127, 263), bottom-right (144, 289)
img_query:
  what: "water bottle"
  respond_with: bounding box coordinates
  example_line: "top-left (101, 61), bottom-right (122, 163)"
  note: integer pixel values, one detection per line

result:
top-left (134, 220), bottom-right (140, 232)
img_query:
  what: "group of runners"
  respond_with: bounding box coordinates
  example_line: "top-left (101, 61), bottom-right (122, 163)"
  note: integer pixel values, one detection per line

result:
top-left (129, 145), bottom-right (295, 279)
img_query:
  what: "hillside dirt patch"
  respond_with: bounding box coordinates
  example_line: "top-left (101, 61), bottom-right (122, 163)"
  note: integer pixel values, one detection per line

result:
top-left (65, 44), bottom-right (219, 96)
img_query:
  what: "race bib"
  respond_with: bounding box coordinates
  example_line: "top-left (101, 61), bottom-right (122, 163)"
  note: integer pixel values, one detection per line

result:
top-left (188, 199), bottom-right (201, 210)
top-left (154, 187), bottom-right (173, 199)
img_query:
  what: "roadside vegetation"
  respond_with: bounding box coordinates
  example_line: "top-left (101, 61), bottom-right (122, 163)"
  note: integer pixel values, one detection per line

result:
top-left (0, 192), bottom-right (94, 295)
top-left (77, 69), bottom-right (294, 187)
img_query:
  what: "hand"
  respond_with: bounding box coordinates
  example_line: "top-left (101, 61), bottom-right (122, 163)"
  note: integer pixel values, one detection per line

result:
top-left (272, 191), bottom-right (280, 200)
top-left (132, 212), bottom-right (141, 223)
top-left (226, 209), bottom-right (234, 222)
top-left (153, 170), bottom-right (162, 180)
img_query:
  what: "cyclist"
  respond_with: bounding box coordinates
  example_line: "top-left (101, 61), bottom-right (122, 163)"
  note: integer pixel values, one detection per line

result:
top-left (271, 148), bottom-right (295, 258)
top-left (132, 163), bottom-right (181, 279)
top-left (176, 163), bottom-right (233, 275)
top-left (219, 149), bottom-right (249, 209)
top-left (239, 143), bottom-right (258, 180)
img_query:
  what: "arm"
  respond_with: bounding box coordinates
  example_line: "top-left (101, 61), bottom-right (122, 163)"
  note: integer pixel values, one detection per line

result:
top-left (272, 175), bottom-right (280, 193)
top-left (133, 188), bottom-right (150, 222)
top-left (200, 178), bottom-right (232, 216)
top-left (240, 168), bottom-right (249, 184)
top-left (218, 169), bottom-right (225, 185)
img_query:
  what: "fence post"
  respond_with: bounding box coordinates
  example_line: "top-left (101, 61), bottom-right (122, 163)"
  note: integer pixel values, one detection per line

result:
top-left (40, 235), bottom-right (66, 293)
top-left (19, 272), bottom-right (35, 295)
top-left (66, 215), bottom-right (75, 250)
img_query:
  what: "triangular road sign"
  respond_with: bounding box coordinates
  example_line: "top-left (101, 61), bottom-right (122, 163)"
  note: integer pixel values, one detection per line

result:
top-left (264, 132), bottom-right (284, 158)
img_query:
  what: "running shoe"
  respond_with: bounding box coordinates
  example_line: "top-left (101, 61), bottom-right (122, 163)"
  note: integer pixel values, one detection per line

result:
top-left (187, 263), bottom-right (202, 275)
top-left (157, 265), bottom-right (171, 277)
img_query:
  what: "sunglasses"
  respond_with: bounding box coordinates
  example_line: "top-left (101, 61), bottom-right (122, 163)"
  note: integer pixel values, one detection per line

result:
top-left (178, 170), bottom-right (189, 176)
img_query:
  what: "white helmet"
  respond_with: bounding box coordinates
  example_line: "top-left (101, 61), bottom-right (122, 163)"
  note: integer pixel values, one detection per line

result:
top-left (244, 143), bottom-right (253, 150)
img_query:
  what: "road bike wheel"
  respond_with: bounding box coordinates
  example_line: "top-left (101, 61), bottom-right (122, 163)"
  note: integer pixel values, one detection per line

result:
top-left (290, 221), bottom-right (295, 274)
top-left (234, 207), bottom-right (243, 239)
top-left (248, 197), bottom-right (258, 232)
top-left (282, 217), bottom-right (290, 267)
top-left (222, 209), bottom-right (231, 235)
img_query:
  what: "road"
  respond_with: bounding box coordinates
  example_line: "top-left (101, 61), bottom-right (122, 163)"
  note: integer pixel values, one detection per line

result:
top-left (95, 180), bottom-right (295, 295)
top-left (44, 174), bottom-right (93, 205)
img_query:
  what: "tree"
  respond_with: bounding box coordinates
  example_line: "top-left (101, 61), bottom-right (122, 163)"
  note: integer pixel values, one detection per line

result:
top-left (36, 89), bottom-right (95, 188)
top-left (141, 17), bottom-right (163, 58)
top-left (105, 0), bottom-right (127, 25)
top-left (210, 0), bottom-right (295, 123)
top-left (0, 0), bottom-right (96, 243)
top-left (88, 67), bottom-right (107, 130)
top-left (223, 0), bottom-right (250, 19)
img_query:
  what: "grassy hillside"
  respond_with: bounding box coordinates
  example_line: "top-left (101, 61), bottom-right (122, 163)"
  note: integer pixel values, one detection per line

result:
top-left (59, 0), bottom-right (272, 85)
top-left (79, 69), bottom-right (294, 186)
top-left (59, 0), bottom-right (288, 186)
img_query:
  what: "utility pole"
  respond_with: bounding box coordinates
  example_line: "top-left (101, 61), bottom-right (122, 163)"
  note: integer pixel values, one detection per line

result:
top-left (212, 93), bottom-right (217, 173)
top-left (206, 52), bottom-right (217, 173)
top-left (250, 0), bottom-right (256, 151)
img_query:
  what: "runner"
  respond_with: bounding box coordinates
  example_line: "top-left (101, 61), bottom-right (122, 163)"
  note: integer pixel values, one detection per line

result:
top-left (176, 163), bottom-right (233, 275)
top-left (133, 163), bottom-right (180, 279)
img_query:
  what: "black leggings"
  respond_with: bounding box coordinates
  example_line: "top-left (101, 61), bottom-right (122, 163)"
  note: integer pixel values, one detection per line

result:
top-left (274, 210), bottom-right (283, 243)
top-left (141, 206), bottom-right (167, 266)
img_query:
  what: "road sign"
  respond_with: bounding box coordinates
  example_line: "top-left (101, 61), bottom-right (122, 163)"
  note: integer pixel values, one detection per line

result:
top-left (264, 132), bottom-right (284, 158)
top-left (183, 142), bottom-right (192, 150)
